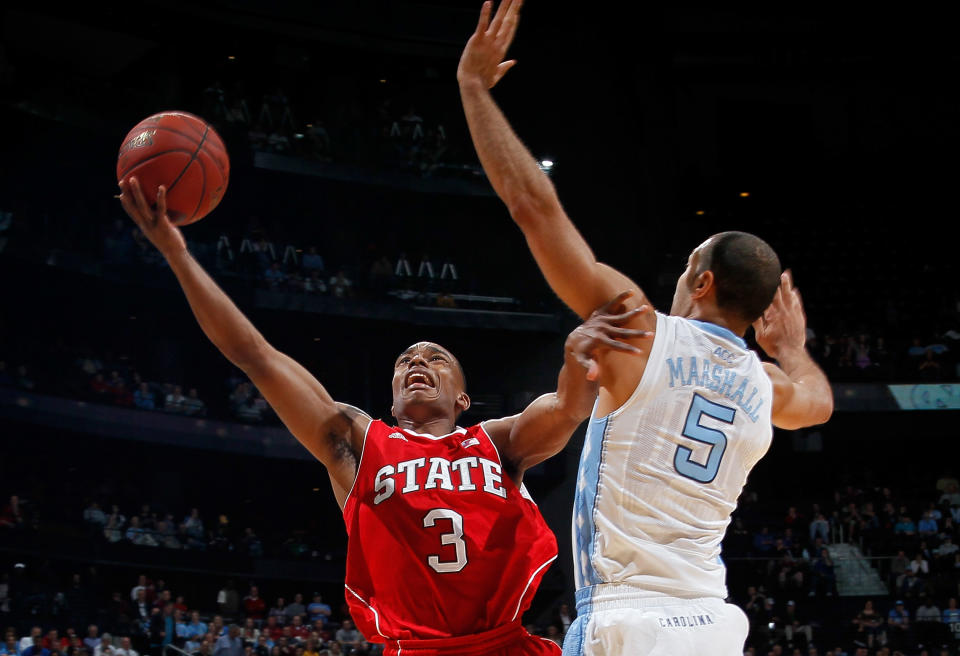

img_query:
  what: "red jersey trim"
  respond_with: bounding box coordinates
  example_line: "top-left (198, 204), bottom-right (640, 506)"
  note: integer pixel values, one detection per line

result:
top-left (344, 583), bottom-right (387, 639)
top-left (341, 418), bottom-right (375, 510)
top-left (510, 554), bottom-right (558, 621)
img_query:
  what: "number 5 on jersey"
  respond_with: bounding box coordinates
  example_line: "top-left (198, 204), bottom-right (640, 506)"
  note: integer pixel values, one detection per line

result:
top-left (423, 508), bottom-right (468, 573)
top-left (674, 393), bottom-right (735, 484)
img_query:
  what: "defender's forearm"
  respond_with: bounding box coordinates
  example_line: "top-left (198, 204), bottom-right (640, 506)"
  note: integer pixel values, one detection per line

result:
top-left (459, 79), bottom-right (560, 223)
top-left (777, 346), bottom-right (834, 423)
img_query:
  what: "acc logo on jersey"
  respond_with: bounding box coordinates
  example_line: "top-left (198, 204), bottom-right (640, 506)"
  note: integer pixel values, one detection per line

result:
top-left (388, 432), bottom-right (408, 442)
top-left (460, 437), bottom-right (480, 448)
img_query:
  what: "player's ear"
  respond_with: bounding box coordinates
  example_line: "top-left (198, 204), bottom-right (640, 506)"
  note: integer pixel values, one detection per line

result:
top-left (691, 269), bottom-right (715, 299)
top-left (389, 404), bottom-right (396, 419)
top-left (456, 392), bottom-right (471, 415)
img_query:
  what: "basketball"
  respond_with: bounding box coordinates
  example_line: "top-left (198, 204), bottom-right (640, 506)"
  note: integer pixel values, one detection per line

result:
top-left (116, 111), bottom-right (230, 225)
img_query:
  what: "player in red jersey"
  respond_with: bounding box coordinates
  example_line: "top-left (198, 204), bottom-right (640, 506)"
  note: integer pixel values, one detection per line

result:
top-left (117, 177), bottom-right (651, 656)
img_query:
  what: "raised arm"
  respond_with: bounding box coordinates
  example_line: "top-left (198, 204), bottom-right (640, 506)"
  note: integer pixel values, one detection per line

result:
top-left (118, 178), bottom-right (370, 506)
top-left (457, 0), bottom-right (654, 328)
top-left (753, 271), bottom-right (833, 430)
top-left (484, 293), bottom-right (652, 483)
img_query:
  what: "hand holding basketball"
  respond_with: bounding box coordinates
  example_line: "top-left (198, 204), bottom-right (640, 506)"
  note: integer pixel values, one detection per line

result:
top-left (118, 177), bottom-right (186, 256)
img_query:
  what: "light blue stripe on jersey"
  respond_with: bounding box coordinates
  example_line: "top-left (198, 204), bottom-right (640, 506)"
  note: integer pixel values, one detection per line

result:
top-left (573, 402), bottom-right (610, 589)
top-left (687, 319), bottom-right (747, 349)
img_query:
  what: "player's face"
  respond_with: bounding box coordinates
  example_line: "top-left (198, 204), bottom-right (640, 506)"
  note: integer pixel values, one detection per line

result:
top-left (391, 342), bottom-right (466, 416)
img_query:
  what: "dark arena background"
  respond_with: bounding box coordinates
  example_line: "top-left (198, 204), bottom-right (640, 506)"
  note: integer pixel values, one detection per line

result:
top-left (1, 3), bottom-right (958, 656)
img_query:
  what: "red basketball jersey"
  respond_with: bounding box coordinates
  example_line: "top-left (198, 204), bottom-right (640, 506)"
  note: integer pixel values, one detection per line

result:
top-left (342, 420), bottom-right (559, 642)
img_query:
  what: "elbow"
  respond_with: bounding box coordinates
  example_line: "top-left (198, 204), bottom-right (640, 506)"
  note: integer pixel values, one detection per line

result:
top-left (226, 335), bottom-right (273, 373)
top-left (505, 186), bottom-right (561, 231)
top-left (815, 396), bottom-right (835, 425)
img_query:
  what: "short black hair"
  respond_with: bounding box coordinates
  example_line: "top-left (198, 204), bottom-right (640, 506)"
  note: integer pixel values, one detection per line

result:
top-left (698, 231), bottom-right (781, 324)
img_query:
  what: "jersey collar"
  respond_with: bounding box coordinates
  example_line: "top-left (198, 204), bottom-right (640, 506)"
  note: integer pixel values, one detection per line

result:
top-left (688, 319), bottom-right (748, 349)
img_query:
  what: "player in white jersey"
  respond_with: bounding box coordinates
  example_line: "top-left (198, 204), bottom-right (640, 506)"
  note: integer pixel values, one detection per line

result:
top-left (457, 2), bottom-right (835, 654)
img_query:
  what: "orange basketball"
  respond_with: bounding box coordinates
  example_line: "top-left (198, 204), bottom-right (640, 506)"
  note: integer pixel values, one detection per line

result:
top-left (116, 111), bottom-right (230, 225)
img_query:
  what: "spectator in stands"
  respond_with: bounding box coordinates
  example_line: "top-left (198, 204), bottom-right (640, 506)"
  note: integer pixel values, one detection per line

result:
top-left (83, 502), bottom-right (107, 527)
top-left (217, 582), bottom-right (241, 618)
top-left (753, 526), bottom-right (776, 555)
top-left (81, 628), bottom-right (99, 655)
top-left (241, 619), bottom-right (259, 646)
top-left (287, 617), bottom-right (308, 643)
top-left (240, 528), bottom-right (263, 557)
top-left (915, 596), bottom-right (942, 648)
top-left (306, 595), bottom-right (330, 627)
top-left (93, 634), bottom-right (113, 656)
top-left (303, 271), bottom-right (327, 294)
top-left (262, 618), bottom-right (282, 643)
top-left (113, 638), bottom-right (137, 656)
top-left (125, 517), bottom-right (157, 547)
top-left (301, 247), bottom-right (325, 275)
top-left (810, 548), bottom-right (838, 598)
top-left (243, 586), bottom-right (266, 620)
top-left (214, 626), bottom-right (243, 656)
top-left (268, 598), bottom-right (287, 626)
top-left (19, 629), bottom-right (42, 654)
top-left (783, 600), bottom-right (813, 650)
top-left (0, 495), bottom-right (24, 531)
top-left (852, 600), bottom-right (884, 649)
top-left (21, 637), bottom-right (47, 656)
top-left (179, 388), bottom-right (205, 416)
top-left (553, 602), bottom-right (574, 636)
top-left (164, 386), bottom-right (188, 414)
top-left (332, 620), bottom-right (364, 656)
top-left (253, 636), bottom-right (271, 656)
top-left (284, 595), bottom-right (306, 625)
top-left (328, 270), bottom-right (352, 298)
top-left (886, 600), bottom-right (910, 652)
top-left (133, 383), bottom-right (155, 410)
top-left (810, 513), bottom-right (830, 543)
top-left (2, 634), bottom-right (21, 656)
top-left (943, 597), bottom-right (960, 642)
top-left (265, 262), bottom-right (286, 288)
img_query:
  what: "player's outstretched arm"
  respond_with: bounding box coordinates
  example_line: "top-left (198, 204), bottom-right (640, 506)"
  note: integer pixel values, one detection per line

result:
top-left (457, 1), bottom-right (654, 328)
top-left (485, 293), bottom-right (653, 481)
top-left (753, 271), bottom-right (833, 430)
top-left (117, 178), bottom-right (370, 502)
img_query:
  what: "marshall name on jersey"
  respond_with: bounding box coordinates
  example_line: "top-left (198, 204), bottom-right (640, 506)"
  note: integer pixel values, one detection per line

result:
top-left (342, 420), bottom-right (558, 642)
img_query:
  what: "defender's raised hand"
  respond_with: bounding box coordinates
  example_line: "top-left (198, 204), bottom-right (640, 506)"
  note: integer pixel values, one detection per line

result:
top-left (117, 176), bottom-right (186, 256)
top-left (753, 270), bottom-right (808, 362)
top-left (567, 291), bottom-right (654, 382)
top-left (457, 0), bottom-right (523, 89)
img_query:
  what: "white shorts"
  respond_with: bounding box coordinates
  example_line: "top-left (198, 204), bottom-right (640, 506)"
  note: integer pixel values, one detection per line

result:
top-left (562, 584), bottom-right (749, 656)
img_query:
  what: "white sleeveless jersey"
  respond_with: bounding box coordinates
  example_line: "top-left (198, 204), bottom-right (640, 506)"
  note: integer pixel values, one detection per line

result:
top-left (572, 312), bottom-right (773, 599)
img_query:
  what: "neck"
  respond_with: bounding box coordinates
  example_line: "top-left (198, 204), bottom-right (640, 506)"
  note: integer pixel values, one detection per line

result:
top-left (685, 307), bottom-right (748, 337)
top-left (395, 414), bottom-right (457, 436)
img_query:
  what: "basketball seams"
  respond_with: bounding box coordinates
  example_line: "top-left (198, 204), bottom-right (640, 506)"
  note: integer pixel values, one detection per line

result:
top-left (166, 123), bottom-right (209, 198)
top-left (118, 150), bottom-right (195, 183)
top-left (118, 112), bottom-right (229, 224)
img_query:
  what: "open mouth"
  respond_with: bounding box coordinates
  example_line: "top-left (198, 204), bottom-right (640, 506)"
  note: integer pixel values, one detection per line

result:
top-left (405, 370), bottom-right (434, 390)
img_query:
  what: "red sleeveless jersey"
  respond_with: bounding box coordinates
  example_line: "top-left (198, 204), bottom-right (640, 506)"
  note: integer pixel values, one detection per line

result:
top-left (342, 420), bottom-right (559, 642)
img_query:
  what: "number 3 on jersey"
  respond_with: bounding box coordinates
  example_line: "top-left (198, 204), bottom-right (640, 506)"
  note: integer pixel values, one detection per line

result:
top-left (674, 393), bottom-right (735, 484)
top-left (423, 508), bottom-right (468, 573)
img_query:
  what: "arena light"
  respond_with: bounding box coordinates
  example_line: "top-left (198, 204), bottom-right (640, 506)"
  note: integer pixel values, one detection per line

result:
top-left (695, 210), bottom-right (705, 216)
top-left (539, 159), bottom-right (554, 169)
top-left (739, 192), bottom-right (750, 198)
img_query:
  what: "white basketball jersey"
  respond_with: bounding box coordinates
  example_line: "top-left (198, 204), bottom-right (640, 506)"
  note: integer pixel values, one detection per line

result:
top-left (572, 312), bottom-right (773, 599)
